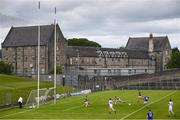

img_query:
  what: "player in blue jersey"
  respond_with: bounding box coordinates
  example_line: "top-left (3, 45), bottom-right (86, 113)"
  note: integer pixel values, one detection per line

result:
top-left (144, 96), bottom-right (149, 104)
top-left (147, 109), bottom-right (153, 120)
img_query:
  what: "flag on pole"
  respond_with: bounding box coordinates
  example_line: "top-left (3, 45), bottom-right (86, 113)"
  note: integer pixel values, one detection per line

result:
top-left (55, 7), bottom-right (56, 14)
top-left (38, 1), bottom-right (40, 9)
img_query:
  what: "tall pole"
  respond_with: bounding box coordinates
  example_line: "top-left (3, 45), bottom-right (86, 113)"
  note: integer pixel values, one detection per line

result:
top-left (37, 1), bottom-right (41, 108)
top-left (76, 49), bottom-right (79, 75)
top-left (78, 50), bottom-right (79, 75)
top-left (54, 7), bottom-right (57, 104)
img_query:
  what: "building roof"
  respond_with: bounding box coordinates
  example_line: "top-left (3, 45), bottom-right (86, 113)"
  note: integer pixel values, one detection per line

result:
top-left (126, 36), bottom-right (171, 51)
top-left (66, 46), bottom-right (149, 59)
top-left (2, 24), bottom-right (60, 47)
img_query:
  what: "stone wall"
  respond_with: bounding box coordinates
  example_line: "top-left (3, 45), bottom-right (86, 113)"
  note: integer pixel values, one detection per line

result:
top-left (48, 27), bottom-right (66, 73)
top-left (67, 56), bottom-right (155, 71)
top-left (2, 46), bottom-right (48, 75)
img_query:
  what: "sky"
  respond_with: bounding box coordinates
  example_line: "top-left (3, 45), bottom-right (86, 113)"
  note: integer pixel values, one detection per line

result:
top-left (0, 0), bottom-right (180, 49)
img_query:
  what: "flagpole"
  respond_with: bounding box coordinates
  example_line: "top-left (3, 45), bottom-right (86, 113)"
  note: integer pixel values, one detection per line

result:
top-left (54, 7), bottom-right (57, 104)
top-left (37, 1), bottom-right (41, 108)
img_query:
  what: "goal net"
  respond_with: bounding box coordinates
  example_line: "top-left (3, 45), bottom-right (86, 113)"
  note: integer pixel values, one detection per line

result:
top-left (26, 87), bottom-right (55, 109)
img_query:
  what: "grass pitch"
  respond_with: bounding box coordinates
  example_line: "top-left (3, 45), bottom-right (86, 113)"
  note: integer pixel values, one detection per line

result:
top-left (0, 74), bottom-right (75, 107)
top-left (0, 90), bottom-right (179, 119)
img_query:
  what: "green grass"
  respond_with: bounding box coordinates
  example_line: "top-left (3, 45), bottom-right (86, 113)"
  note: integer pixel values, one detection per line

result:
top-left (0, 90), bottom-right (179, 119)
top-left (0, 74), bottom-right (75, 107)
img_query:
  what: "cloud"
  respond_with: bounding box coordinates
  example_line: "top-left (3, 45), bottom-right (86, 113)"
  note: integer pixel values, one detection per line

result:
top-left (1, 0), bottom-right (180, 49)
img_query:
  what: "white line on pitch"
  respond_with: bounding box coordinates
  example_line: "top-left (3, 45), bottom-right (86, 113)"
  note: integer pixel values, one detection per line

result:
top-left (120, 91), bottom-right (177, 120)
top-left (0, 109), bottom-right (33, 119)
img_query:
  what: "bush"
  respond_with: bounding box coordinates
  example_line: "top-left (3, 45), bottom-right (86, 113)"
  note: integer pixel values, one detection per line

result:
top-left (50, 66), bottom-right (63, 74)
top-left (0, 61), bottom-right (13, 74)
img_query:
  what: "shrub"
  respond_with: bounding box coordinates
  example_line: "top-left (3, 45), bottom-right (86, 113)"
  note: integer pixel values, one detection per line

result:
top-left (0, 61), bottom-right (13, 74)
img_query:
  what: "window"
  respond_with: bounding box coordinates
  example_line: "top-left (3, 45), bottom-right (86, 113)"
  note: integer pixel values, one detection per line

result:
top-left (41, 68), bottom-right (45, 74)
top-left (165, 51), bottom-right (168, 55)
top-left (24, 68), bottom-right (28, 72)
top-left (25, 56), bottom-right (28, 62)
top-left (87, 58), bottom-right (89, 63)
top-left (94, 70), bottom-right (97, 74)
top-left (31, 68), bottom-right (35, 74)
top-left (108, 69), bottom-right (111, 74)
top-left (81, 59), bottom-right (84, 64)
top-left (57, 56), bottom-right (59, 61)
top-left (70, 58), bottom-right (73, 65)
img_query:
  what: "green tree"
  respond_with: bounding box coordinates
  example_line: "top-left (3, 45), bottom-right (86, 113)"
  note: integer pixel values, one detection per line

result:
top-left (50, 66), bottom-right (63, 74)
top-left (167, 47), bottom-right (180, 69)
top-left (67, 38), bottom-right (101, 48)
top-left (0, 61), bottom-right (13, 74)
top-left (172, 47), bottom-right (179, 53)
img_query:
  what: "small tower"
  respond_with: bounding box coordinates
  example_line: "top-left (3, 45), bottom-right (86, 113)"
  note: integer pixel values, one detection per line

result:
top-left (148, 33), bottom-right (154, 52)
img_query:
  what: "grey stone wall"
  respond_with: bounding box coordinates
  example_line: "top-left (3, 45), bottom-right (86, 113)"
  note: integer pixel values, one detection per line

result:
top-left (48, 26), bottom-right (66, 73)
top-left (66, 56), bottom-right (155, 71)
top-left (2, 46), bottom-right (48, 75)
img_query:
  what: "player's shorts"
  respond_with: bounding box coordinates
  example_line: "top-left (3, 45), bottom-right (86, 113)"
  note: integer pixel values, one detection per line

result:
top-left (85, 101), bottom-right (88, 105)
top-left (144, 101), bottom-right (148, 104)
top-left (169, 107), bottom-right (173, 111)
top-left (109, 104), bottom-right (113, 108)
top-left (138, 96), bottom-right (142, 98)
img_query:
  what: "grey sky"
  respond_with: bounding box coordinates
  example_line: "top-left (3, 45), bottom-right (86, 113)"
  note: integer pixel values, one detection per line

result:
top-left (1, 0), bottom-right (180, 48)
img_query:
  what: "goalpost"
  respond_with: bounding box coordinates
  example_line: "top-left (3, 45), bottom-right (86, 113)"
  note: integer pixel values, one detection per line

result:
top-left (26, 87), bottom-right (55, 109)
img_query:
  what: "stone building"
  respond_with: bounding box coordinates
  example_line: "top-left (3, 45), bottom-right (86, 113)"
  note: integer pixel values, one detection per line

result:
top-left (66, 46), bottom-right (155, 76)
top-left (126, 34), bottom-right (171, 72)
top-left (1, 24), bottom-right (66, 76)
top-left (66, 34), bottom-right (171, 76)
top-left (2, 24), bottom-right (171, 76)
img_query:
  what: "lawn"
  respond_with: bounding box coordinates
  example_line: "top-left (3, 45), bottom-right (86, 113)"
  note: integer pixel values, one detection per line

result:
top-left (0, 90), bottom-right (179, 119)
top-left (0, 74), bottom-right (74, 107)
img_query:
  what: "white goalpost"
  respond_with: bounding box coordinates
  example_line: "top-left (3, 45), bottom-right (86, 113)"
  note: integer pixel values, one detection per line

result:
top-left (36, 2), bottom-right (57, 108)
top-left (26, 87), bottom-right (55, 109)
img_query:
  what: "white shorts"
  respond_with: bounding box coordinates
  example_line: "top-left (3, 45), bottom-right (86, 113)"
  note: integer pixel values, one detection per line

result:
top-left (169, 107), bottom-right (173, 112)
top-left (109, 104), bottom-right (113, 108)
top-left (144, 101), bottom-right (147, 104)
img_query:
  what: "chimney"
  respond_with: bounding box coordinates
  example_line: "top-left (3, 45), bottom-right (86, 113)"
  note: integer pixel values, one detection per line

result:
top-left (148, 33), bottom-right (154, 52)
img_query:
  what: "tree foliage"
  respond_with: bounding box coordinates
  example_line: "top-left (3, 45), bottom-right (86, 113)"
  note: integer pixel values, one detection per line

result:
top-left (167, 47), bottom-right (180, 69)
top-left (50, 66), bottom-right (63, 74)
top-left (67, 38), bottom-right (101, 48)
top-left (0, 61), bottom-right (13, 74)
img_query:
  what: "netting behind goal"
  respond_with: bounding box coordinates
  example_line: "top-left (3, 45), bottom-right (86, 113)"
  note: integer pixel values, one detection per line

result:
top-left (26, 87), bottom-right (55, 109)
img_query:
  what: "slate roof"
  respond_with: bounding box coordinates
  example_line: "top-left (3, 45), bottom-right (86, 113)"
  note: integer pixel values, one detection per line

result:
top-left (126, 36), bottom-right (171, 51)
top-left (66, 46), bottom-right (149, 59)
top-left (2, 24), bottom-right (58, 47)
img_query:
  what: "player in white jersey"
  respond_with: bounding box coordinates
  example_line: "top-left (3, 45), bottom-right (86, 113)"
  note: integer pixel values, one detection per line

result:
top-left (108, 98), bottom-right (116, 114)
top-left (168, 99), bottom-right (175, 117)
top-left (84, 96), bottom-right (89, 107)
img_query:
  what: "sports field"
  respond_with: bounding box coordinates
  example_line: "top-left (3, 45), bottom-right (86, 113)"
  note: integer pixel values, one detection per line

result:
top-left (0, 74), bottom-right (75, 107)
top-left (0, 90), bottom-right (179, 119)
